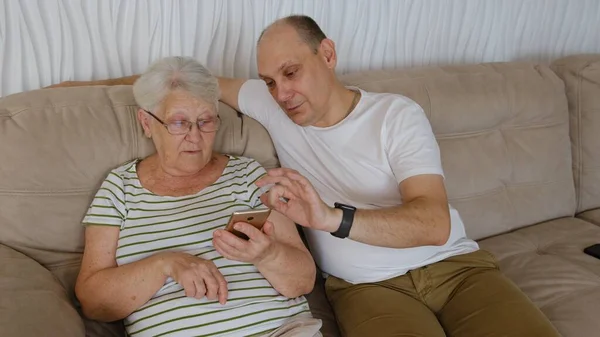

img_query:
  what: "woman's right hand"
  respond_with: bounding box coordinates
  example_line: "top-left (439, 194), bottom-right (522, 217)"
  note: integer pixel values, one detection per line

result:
top-left (159, 252), bottom-right (228, 304)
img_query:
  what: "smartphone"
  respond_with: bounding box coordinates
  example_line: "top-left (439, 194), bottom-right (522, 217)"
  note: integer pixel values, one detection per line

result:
top-left (225, 208), bottom-right (272, 240)
top-left (583, 243), bottom-right (600, 260)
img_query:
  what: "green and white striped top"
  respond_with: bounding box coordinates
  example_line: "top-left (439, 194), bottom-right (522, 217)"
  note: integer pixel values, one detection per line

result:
top-left (82, 156), bottom-right (311, 337)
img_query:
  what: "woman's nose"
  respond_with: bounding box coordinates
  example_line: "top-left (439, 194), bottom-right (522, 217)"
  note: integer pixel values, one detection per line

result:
top-left (185, 123), bottom-right (203, 142)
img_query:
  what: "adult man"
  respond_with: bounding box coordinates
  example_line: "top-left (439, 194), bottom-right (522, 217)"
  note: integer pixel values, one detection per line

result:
top-left (49, 14), bottom-right (560, 337)
top-left (217, 16), bottom-right (560, 337)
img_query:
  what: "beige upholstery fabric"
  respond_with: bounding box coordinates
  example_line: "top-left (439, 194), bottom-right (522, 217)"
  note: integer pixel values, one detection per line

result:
top-left (0, 244), bottom-right (85, 337)
top-left (341, 63), bottom-right (576, 240)
top-left (305, 272), bottom-right (340, 337)
top-left (552, 55), bottom-right (600, 213)
top-left (478, 217), bottom-right (600, 337)
top-left (0, 85), bottom-right (278, 293)
top-left (577, 209), bottom-right (600, 226)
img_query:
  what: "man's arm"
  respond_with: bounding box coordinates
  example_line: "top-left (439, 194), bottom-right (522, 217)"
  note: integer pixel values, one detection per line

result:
top-left (327, 174), bottom-right (451, 248)
top-left (257, 170), bottom-right (451, 249)
top-left (217, 77), bottom-right (246, 111)
top-left (45, 75), bottom-right (140, 88)
top-left (47, 76), bottom-right (249, 114)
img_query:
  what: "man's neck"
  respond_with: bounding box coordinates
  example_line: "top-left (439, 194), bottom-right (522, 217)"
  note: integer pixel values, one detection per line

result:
top-left (312, 84), bottom-right (360, 128)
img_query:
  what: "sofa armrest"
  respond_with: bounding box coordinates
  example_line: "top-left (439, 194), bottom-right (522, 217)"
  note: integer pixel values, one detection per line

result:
top-left (0, 244), bottom-right (85, 337)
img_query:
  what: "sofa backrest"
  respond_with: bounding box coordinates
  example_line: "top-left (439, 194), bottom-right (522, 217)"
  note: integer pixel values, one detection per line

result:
top-left (340, 62), bottom-right (577, 240)
top-left (552, 55), bottom-right (600, 214)
top-left (0, 85), bottom-right (278, 291)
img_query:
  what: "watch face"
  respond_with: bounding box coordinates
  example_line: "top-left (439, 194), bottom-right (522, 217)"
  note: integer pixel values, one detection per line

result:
top-left (335, 202), bottom-right (356, 211)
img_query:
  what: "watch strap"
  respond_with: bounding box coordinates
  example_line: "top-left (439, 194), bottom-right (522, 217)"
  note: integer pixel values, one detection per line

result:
top-left (330, 202), bottom-right (356, 239)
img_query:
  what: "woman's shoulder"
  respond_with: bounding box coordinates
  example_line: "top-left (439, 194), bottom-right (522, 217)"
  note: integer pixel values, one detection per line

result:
top-left (104, 159), bottom-right (140, 181)
top-left (222, 155), bottom-right (266, 181)
top-left (225, 155), bottom-right (263, 169)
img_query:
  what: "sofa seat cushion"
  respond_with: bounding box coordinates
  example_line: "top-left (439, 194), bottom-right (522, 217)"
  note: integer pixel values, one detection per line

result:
top-left (478, 217), bottom-right (600, 337)
top-left (0, 244), bottom-right (85, 337)
top-left (305, 272), bottom-right (340, 337)
top-left (577, 209), bottom-right (600, 226)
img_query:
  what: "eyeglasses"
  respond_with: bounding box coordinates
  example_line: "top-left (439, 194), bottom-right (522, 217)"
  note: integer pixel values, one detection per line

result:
top-left (143, 110), bottom-right (221, 135)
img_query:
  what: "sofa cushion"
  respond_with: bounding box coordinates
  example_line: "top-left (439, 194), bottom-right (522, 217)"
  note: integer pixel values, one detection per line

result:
top-left (552, 55), bottom-right (600, 213)
top-left (477, 217), bottom-right (600, 337)
top-left (0, 85), bottom-right (278, 291)
top-left (305, 272), bottom-right (340, 337)
top-left (0, 244), bottom-right (85, 337)
top-left (577, 209), bottom-right (600, 226)
top-left (340, 63), bottom-right (576, 240)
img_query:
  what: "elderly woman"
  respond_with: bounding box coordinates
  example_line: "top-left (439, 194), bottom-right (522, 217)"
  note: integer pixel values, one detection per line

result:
top-left (75, 56), bottom-right (320, 337)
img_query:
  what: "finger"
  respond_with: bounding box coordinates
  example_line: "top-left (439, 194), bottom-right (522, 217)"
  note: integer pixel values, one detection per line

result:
top-left (262, 221), bottom-right (276, 237)
top-left (193, 279), bottom-right (207, 300)
top-left (261, 185), bottom-right (291, 212)
top-left (260, 189), bottom-right (289, 213)
top-left (202, 271), bottom-right (220, 301)
top-left (213, 235), bottom-right (238, 260)
top-left (210, 267), bottom-right (229, 305)
top-left (218, 228), bottom-right (249, 249)
top-left (267, 184), bottom-right (294, 203)
top-left (255, 175), bottom-right (294, 189)
top-left (181, 277), bottom-right (196, 298)
top-left (234, 222), bottom-right (265, 242)
top-left (265, 168), bottom-right (299, 177)
top-left (214, 231), bottom-right (245, 259)
top-left (282, 170), bottom-right (313, 189)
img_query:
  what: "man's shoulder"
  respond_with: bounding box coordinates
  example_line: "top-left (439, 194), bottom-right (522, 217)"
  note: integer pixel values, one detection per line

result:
top-left (356, 89), bottom-right (426, 126)
top-left (360, 89), bottom-right (422, 111)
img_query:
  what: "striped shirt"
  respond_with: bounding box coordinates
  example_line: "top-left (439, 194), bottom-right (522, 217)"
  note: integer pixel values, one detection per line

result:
top-left (82, 156), bottom-right (311, 337)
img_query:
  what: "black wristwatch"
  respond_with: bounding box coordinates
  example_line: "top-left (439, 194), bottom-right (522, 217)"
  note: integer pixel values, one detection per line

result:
top-left (330, 202), bottom-right (356, 239)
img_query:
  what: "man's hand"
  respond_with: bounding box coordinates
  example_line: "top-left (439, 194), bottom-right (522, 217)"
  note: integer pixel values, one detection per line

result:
top-left (256, 168), bottom-right (341, 233)
top-left (159, 251), bottom-right (228, 304)
top-left (212, 221), bottom-right (277, 265)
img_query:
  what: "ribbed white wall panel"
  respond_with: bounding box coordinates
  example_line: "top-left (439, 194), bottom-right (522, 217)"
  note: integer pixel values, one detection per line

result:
top-left (1, 0), bottom-right (599, 97)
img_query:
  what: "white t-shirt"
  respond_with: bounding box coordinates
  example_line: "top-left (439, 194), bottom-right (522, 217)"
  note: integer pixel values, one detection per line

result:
top-left (238, 79), bottom-right (479, 284)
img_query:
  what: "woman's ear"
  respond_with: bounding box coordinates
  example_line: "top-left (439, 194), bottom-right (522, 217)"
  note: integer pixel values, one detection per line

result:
top-left (137, 108), bottom-right (152, 138)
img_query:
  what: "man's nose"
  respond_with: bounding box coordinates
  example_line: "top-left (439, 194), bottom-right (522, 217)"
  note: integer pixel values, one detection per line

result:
top-left (276, 83), bottom-right (293, 103)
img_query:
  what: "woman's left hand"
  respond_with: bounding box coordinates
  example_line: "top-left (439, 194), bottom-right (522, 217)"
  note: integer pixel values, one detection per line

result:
top-left (212, 221), bottom-right (277, 265)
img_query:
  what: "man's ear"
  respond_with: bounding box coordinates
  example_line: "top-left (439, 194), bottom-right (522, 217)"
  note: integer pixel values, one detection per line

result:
top-left (319, 38), bottom-right (337, 69)
top-left (137, 108), bottom-right (152, 138)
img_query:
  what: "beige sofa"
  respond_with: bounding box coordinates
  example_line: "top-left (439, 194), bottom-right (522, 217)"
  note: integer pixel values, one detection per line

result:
top-left (1, 54), bottom-right (599, 337)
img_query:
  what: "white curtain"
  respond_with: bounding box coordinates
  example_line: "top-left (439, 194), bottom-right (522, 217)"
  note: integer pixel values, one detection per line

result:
top-left (1, 0), bottom-right (599, 97)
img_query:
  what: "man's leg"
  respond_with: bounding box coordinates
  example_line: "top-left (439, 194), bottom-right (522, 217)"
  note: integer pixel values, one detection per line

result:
top-left (432, 250), bottom-right (561, 337)
top-left (325, 274), bottom-right (446, 337)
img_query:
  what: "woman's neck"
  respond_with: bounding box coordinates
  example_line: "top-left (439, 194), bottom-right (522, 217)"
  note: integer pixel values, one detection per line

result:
top-left (138, 154), bottom-right (226, 196)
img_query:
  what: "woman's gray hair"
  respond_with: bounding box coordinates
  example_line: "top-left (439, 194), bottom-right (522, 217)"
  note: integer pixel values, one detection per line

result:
top-left (133, 56), bottom-right (220, 114)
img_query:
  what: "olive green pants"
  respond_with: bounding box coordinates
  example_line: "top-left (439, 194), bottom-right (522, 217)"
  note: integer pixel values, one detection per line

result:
top-left (325, 249), bottom-right (561, 337)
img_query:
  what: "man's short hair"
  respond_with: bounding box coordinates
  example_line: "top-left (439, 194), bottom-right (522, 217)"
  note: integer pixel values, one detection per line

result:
top-left (259, 15), bottom-right (327, 53)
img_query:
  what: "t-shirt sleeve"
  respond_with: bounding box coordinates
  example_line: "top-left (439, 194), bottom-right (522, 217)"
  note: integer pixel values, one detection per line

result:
top-left (82, 171), bottom-right (127, 228)
top-left (238, 79), bottom-right (282, 128)
top-left (384, 101), bottom-right (445, 184)
top-left (243, 159), bottom-right (269, 209)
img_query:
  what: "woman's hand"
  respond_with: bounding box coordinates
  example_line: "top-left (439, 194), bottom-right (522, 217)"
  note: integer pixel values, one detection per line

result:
top-left (159, 252), bottom-right (228, 304)
top-left (212, 221), bottom-right (277, 266)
